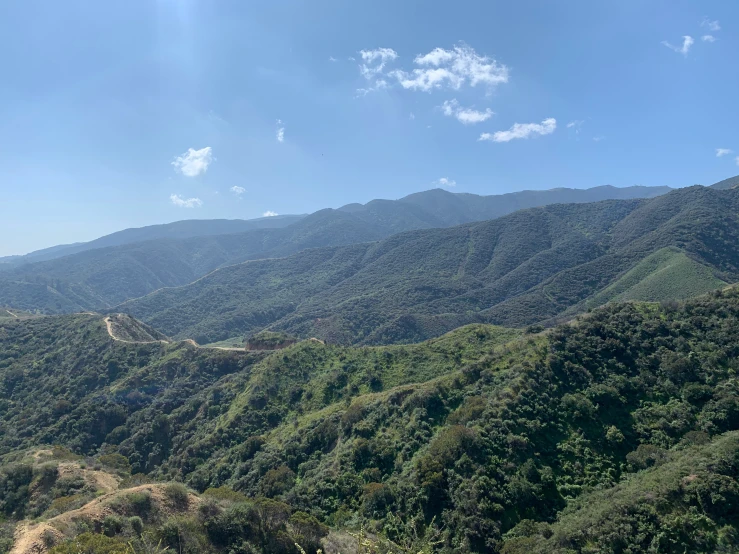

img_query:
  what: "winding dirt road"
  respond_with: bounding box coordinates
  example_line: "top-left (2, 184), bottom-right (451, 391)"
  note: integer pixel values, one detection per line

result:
top-left (103, 316), bottom-right (244, 351)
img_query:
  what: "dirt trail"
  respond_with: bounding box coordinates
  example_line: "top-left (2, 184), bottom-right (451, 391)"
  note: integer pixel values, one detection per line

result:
top-left (11, 484), bottom-right (201, 554)
top-left (6, 310), bottom-right (18, 318)
top-left (103, 316), bottom-right (169, 345)
top-left (104, 317), bottom-right (244, 351)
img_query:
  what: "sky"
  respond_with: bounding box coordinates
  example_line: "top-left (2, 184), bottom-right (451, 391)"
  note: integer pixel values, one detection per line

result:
top-left (1, 0), bottom-right (737, 256)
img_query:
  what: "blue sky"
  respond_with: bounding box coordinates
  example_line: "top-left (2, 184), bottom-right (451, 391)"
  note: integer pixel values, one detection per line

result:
top-left (1, 0), bottom-right (737, 256)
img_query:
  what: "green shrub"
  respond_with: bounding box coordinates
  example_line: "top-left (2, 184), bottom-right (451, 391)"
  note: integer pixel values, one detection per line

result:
top-left (163, 482), bottom-right (190, 509)
top-left (98, 454), bottom-right (132, 474)
top-left (202, 486), bottom-right (248, 504)
top-left (102, 515), bottom-right (124, 537)
top-left (49, 532), bottom-right (132, 554)
top-left (129, 516), bottom-right (144, 535)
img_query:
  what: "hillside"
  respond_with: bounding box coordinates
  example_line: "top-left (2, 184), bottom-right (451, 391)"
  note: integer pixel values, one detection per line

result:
top-left (0, 185), bottom-right (671, 314)
top-left (3, 287), bottom-right (739, 552)
top-left (117, 186), bottom-right (739, 345)
top-left (0, 215), bottom-right (305, 269)
top-left (710, 174), bottom-right (739, 190)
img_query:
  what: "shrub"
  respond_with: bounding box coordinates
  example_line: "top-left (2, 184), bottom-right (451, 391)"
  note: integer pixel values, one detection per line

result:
top-left (260, 466), bottom-right (296, 498)
top-left (49, 532), bottom-right (132, 554)
top-left (129, 516), bottom-right (144, 535)
top-left (203, 486), bottom-right (248, 504)
top-left (164, 482), bottom-right (190, 509)
top-left (98, 454), bottom-right (132, 474)
top-left (102, 515), bottom-right (124, 537)
top-left (126, 491), bottom-right (152, 516)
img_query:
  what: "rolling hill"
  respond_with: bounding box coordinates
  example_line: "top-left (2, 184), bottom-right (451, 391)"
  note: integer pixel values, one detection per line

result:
top-left (116, 186), bottom-right (739, 345)
top-left (2, 286), bottom-right (739, 552)
top-left (0, 185), bottom-right (672, 314)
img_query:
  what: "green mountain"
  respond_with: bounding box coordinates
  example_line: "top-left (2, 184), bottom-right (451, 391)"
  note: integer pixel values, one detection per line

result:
top-left (0, 215), bottom-right (306, 269)
top-left (0, 185), bottom-right (671, 314)
top-left (710, 174), bottom-right (739, 190)
top-left (2, 287), bottom-right (739, 553)
top-left (117, 186), bottom-right (739, 345)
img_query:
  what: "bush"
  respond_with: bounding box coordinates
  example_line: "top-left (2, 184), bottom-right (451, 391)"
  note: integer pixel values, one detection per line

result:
top-left (102, 515), bottom-right (124, 537)
top-left (129, 516), bottom-right (144, 535)
top-left (49, 532), bottom-right (132, 554)
top-left (98, 454), bottom-right (132, 474)
top-left (164, 482), bottom-right (190, 509)
top-left (125, 491), bottom-right (152, 516)
top-left (203, 486), bottom-right (248, 504)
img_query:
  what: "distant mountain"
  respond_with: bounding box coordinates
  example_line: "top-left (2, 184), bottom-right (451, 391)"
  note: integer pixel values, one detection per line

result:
top-left (117, 186), bottom-right (739, 345)
top-left (710, 174), bottom-right (739, 190)
top-left (0, 214), bottom-right (305, 269)
top-left (0, 184), bottom-right (673, 313)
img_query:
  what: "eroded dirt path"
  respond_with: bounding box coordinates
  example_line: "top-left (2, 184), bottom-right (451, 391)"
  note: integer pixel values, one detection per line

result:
top-left (6, 309), bottom-right (18, 318)
top-left (104, 317), bottom-right (244, 351)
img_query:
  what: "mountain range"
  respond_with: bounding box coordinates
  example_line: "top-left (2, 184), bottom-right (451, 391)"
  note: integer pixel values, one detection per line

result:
top-left (117, 185), bottom-right (739, 345)
top-left (0, 184), bottom-right (672, 314)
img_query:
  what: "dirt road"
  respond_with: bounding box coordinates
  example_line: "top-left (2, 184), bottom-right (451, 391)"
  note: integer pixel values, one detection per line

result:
top-left (103, 316), bottom-right (244, 351)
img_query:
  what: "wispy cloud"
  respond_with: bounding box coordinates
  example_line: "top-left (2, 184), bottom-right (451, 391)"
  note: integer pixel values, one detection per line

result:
top-left (409, 112), bottom-right (416, 120)
top-left (355, 48), bottom-right (398, 95)
top-left (479, 118), bottom-right (556, 143)
top-left (359, 48), bottom-right (398, 79)
top-left (662, 36), bottom-right (694, 56)
top-left (390, 44), bottom-right (508, 92)
top-left (172, 147), bottom-right (213, 177)
top-left (263, 211), bottom-right (278, 217)
top-left (702, 35), bottom-right (717, 42)
top-left (329, 56), bottom-right (338, 62)
top-left (736, 156), bottom-right (739, 167)
top-left (567, 120), bottom-right (584, 133)
top-left (170, 194), bottom-right (203, 208)
top-left (356, 79), bottom-right (389, 96)
top-left (716, 148), bottom-right (733, 157)
top-left (230, 186), bottom-right (245, 195)
top-left (593, 136), bottom-right (606, 142)
top-left (441, 99), bottom-right (493, 125)
top-left (434, 177), bottom-right (456, 188)
top-left (276, 120), bottom-right (285, 143)
top-left (701, 18), bottom-right (721, 32)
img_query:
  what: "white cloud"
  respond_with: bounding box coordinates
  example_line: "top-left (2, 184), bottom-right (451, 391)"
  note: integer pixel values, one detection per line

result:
top-left (702, 35), bottom-right (717, 42)
top-left (276, 120), bottom-right (285, 142)
top-left (701, 18), bottom-right (720, 32)
top-left (170, 194), bottom-right (203, 208)
top-left (435, 177), bottom-right (456, 188)
top-left (716, 148), bottom-right (733, 157)
top-left (359, 48), bottom-right (398, 79)
top-left (230, 186), bottom-right (245, 195)
top-left (479, 118), bottom-right (557, 143)
top-left (390, 44), bottom-right (508, 92)
top-left (263, 211), bottom-right (278, 217)
top-left (593, 136), bottom-right (605, 142)
top-left (329, 56), bottom-right (338, 62)
top-left (567, 120), bottom-right (584, 134)
top-left (356, 79), bottom-right (389, 96)
top-left (409, 112), bottom-right (415, 120)
top-left (441, 99), bottom-right (493, 125)
top-left (662, 36), bottom-right (694, 56)
top-left (736, 156), bottom-right (739, 167)
top-left (171, 147), bottom-right (213, 177)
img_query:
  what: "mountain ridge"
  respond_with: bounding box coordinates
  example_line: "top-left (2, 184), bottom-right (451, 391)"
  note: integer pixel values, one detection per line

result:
top-left (0, 184), bottom-right (674, 313)
top-left (116, 186), bottom-right (739, 345)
